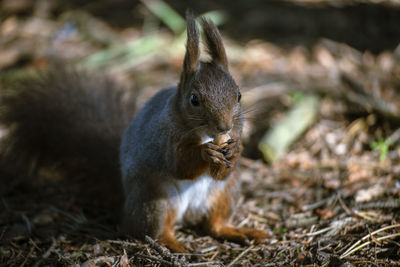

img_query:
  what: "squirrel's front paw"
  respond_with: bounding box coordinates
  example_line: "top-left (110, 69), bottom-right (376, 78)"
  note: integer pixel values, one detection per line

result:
top-left (201, 142), bottom-right (232, 168)
top-left (219, 139), bottom-right (239, 160)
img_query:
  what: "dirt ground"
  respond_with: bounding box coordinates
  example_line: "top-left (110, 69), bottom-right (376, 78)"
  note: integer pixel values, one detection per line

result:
top-left (1, 0), bottom-right (400, 266)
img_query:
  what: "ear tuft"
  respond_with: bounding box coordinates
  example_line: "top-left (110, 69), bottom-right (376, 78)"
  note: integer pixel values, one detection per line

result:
top-left (200, 17), bottom-right (228, 70)
top-left (183, 10), bottom-right (200, 75)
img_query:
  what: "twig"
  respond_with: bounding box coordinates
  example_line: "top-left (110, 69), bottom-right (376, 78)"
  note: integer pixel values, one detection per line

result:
top-left (135, 254), bottom-right (175, 266)
top-left (340, 224), bottom-right (400, 259)
top-left (306, 226), bottom-right (334, 236)
top-left (340, 233), bottom-right (400, 259)
top-left (302, 195), bottom-right (335, 211)
top-left (199, 245), bottom-right (218, 253)
top-left (145, 235), bottom-right (173, 257)
top-left (107, 239), bottom-right (139, 247)
top-left (358, 199), bottom-right (400, 210)
top-left (52, 250), bottom-right (74, 265)
top-left (187, 262), bottom-right (220, 266)
top-left (337, 193), bottom-right (353, 216)
top-left (33, 236), bottom-right (58, 267)
top-left (21, 245), bottom-right (35, 267)
top-left (227, 245), bottom-right (254, 267)
top-left (209, 250), bottom-right (219, 261)
top-left (264, 262), bottom-right (287, 266)
top-left (341, 224), bottom-right (400, 258)
top-left (307, 217), bottom-right (355, 237)
top-left (286, 216), bottom-right (319, 229)
top-left (29, 238), bottom-right (42, 252)
top-left (43, 237), bottom-right (57, 258)
top-left (353, 210), bottom-right (381, 222)
top-left (236, 214), bottom-right (250, 228)
top-left (340, 73), bottom-right (400, 121)
top-left (145, 235), bottom-right (186, 266)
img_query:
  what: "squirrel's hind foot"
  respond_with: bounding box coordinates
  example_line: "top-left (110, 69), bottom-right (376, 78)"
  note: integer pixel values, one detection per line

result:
top-left (159, 233), bottom-right (188, 253)
top-left (207, 224), bottom-right (271, 245)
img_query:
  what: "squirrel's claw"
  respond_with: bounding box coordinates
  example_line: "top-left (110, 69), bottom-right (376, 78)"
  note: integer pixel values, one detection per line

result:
top-left (221, 139), bottom-right (239, 160)
top-left (202, 142), bottom-right (231, 168)
top-left (223, 158), bottom-right (232, 168)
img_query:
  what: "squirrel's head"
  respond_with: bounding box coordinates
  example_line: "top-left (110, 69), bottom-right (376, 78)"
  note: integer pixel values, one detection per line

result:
top-left (176, 12), bottom-right (242, 140)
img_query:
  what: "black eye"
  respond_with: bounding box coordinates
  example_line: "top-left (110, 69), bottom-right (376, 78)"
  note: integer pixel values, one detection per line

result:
top-left (238, 91), bottom-right (242, 102)
top-left (190, 93), bottom-right (199, 106)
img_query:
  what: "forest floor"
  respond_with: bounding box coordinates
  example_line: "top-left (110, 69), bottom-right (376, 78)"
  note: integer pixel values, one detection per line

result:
top-left (1, 0), bottom-right (400, 266)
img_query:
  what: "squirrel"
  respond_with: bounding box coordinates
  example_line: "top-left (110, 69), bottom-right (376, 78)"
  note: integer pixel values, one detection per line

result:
top-left (0, 12), bottom-right (270, 252)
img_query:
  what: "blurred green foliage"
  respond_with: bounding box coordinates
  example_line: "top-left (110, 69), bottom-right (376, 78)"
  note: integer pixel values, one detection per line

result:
top-left (371, 138), bottom-right (391, 162)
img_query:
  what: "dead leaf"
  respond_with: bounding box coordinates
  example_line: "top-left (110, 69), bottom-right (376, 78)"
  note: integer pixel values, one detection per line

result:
top-left (119, 249), bottom-right (130, 267)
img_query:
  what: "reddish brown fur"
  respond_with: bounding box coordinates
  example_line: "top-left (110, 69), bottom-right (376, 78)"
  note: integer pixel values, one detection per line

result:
top-left (175, 138), bottom-right (208, 180)
top-left (159, 207), bottom-right (188, 253)
top-left (205, 175), bottom-right (271, 243)
top-left (175, 137), bottom-right (240, 181)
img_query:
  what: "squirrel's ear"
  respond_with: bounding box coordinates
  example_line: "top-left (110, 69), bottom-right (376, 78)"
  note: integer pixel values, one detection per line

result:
top-left (200, 17), bottom-right (228, 70)
top-left (182, 10), bottom-right (200, 76)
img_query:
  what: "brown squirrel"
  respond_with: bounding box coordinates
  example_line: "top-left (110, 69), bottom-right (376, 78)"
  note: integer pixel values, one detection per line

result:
top-left (0, 12), bottom-right (269, 252)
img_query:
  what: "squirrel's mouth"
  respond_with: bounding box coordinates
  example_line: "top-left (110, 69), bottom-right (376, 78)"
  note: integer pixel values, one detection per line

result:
top-left (198, 129), bottom-right (216, 144)
top-left (199, 128), bottom-right (232, 144)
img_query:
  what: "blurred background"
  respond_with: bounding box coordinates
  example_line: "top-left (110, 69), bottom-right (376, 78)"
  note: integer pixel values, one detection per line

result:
top-left (1, 0), bottom-right (400, 265)
top-left (1, 0), bottom-right (400, 160)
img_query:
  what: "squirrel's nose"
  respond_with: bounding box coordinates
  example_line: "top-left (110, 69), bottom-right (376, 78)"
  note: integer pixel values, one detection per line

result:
top-left (216, 121), bottom-right (232, 133)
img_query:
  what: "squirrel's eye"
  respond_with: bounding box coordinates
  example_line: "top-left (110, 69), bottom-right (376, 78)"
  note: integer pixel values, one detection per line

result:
top-left (190, 93), bottom-right (199, 106)
top-left (238, 91), bottom-right (242, 102)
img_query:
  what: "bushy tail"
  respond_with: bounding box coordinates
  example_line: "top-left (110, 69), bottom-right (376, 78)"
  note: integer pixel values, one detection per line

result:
top-left (0, 68), bottom-right (136, 210)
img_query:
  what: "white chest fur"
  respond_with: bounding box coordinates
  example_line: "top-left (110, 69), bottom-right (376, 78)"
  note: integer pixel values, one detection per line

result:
top-left (166, 174), bottom-right (227, 224)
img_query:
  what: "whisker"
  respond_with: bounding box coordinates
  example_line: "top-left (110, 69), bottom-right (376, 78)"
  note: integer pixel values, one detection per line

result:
top-left (241, 106), bottom-right (260, 116)
top-left (185, 114), bottom-right (206, 120)
top-left (186, 117), bottom-right (204, 121)
top-left (185, 124), bottom-right (208, 136)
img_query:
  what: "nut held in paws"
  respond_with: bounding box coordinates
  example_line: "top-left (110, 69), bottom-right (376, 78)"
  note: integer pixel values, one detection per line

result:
top-left (215, 134), bottom-right (231, 147)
